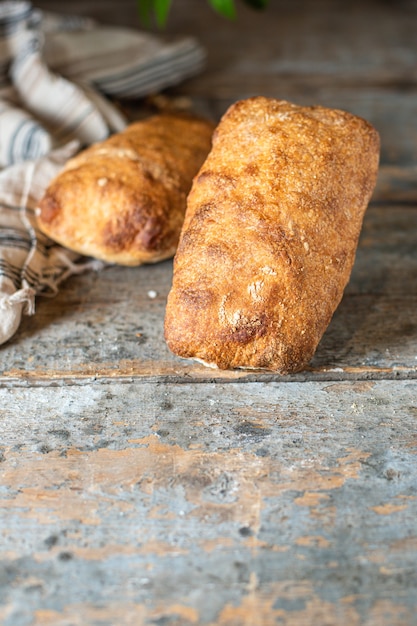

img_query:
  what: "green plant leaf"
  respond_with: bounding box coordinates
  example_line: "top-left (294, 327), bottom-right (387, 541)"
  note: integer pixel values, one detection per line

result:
top-left (137, 0), bottom-right (268, 27)
top-left (137, 0), bottom-right (153, 26)
top-left (208, 0), bottom-right (236, 20)
top-left (243, 0), bottom-right (269, 8)
top-left (154, 0), bottom-right (172, 27)
top-left (137, 0), bottom-right (171, 27)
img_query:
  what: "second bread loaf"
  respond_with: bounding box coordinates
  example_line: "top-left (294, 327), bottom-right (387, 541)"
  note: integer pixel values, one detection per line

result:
top-left (36, 114), bottom-right (215, 266)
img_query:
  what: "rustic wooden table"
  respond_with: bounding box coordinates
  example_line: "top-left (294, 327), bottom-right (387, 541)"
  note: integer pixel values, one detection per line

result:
top-left (1, 1), bottom-right (417, 624)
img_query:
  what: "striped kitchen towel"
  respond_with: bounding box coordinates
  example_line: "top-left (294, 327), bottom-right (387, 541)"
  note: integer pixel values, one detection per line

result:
top-left (0, 0), bottom-right (206, 344)
top-left (0, 141), bottom-right (105, 344)
top-left (42, 20), bottom-right (206, 100)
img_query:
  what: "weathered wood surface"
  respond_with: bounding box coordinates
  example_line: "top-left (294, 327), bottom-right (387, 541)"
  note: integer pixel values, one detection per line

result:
top-left (1, 204), bottom-right (416, 383)
top-left (1, 381), bottom-right (417, 625)
top-left (1, 0), bottom-right (417, 624)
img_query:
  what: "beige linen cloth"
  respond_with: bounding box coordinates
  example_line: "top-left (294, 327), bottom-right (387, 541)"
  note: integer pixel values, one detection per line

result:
top-left (0, 0), bottom-right (205, 344)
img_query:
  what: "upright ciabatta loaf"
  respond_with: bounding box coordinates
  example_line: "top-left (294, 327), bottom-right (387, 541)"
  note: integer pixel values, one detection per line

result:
top-left (164, 97), bottom-right (380, 374)
top-left (36, 114), bottom-right (214, 265)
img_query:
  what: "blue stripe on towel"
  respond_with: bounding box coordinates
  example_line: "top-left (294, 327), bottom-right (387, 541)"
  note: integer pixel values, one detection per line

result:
top-left (94, 46), bottom-right (204, 95)
top-left (8, 119), bottom-right (49, 164)
top-left (0, 230), bottom-right (31, 250)
top-left (0, 259), bottom-right (23, 288)
top-left (0, 1), bottom-right (32, 36)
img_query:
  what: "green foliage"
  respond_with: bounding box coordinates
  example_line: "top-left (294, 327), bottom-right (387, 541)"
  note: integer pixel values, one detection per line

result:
top-left (136, 0), bottom-right (269, 27)
top-left (209, 0), bottom-right (236, 20)
top-left (137, 0), bottom-right (171, 27)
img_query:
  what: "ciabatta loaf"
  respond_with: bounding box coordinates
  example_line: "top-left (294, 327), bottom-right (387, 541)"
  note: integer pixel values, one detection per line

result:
top-left (164, 97), bottom-right (380, 374)
top-left (36, 114), bottom-right (214, 265)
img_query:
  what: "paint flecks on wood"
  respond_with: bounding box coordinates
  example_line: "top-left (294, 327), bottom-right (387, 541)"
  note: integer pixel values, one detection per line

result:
top-left (1, 382), bottom-right (417, 624)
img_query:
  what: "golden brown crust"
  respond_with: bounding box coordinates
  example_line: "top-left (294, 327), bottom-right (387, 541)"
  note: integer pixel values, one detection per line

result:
top-left (36, 114), bottom-right (215, 266)
top-left (164, 97), bottom-right (380, 374)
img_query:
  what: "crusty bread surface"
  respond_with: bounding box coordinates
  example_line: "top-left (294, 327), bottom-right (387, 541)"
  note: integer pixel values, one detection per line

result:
top-left (164, 97), bottom-right (380, 374)
top-left (36, 114), bottom-right (215, 266)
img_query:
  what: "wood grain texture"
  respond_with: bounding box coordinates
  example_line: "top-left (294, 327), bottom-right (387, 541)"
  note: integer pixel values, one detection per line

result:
top-left (0, 381), bottom-right (416, 625)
